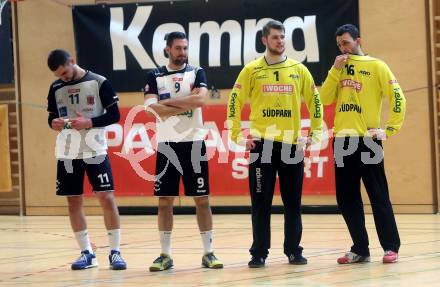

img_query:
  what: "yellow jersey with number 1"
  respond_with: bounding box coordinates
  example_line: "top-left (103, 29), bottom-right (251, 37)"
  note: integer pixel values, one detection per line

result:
top-left (227, 56), bottom-right (323, 144)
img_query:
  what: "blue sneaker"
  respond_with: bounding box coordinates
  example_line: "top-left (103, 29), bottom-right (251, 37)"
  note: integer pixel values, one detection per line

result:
top-left (109, 250), bottom-right (127, 270)
top-left (71, 250), bottom-right (98, 270)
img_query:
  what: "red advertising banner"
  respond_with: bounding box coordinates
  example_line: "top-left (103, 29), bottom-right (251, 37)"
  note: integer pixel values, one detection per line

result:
top-left (85, 104), bottom-right (336, 196)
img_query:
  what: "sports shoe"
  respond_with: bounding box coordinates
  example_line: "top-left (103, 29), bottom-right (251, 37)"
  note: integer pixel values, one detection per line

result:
top-left (202, 252), bottom-right (223, 269)
top-left (288, 254), bottom-right (308, 265)
top-left (383, 250), bottom-right (398, 263)
top-left (337, 251), bottom-right (371, 264)
top-left (71, 250), bottom-right (98, 270)
top-left (248, 256), bottom-right (265, 268)
top-left (109, 250), bottom-right (127, 270)
top-left (149, 253), bottom-right (173, 272)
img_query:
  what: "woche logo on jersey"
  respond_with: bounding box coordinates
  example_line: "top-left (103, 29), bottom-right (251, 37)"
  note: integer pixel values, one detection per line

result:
top-left (262, 85), bottom-right (294, 93)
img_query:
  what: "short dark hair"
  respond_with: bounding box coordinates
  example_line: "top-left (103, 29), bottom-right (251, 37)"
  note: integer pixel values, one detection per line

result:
top-left (165, 32), bottom-right (187, 47)
top-left (47, 49), bottom-right (71, 71)
top-left (335, 24), bottom-right (360, 39)
top-left (262, 20), bottom-right (285, 37)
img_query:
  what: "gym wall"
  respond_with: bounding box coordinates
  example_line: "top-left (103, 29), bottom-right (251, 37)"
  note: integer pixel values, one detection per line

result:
top-left (13, 0), bottom-right (435, 214)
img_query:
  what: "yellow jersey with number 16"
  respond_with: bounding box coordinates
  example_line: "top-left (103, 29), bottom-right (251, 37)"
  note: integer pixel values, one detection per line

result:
top-left (320, 54), bottom-right (406, 138)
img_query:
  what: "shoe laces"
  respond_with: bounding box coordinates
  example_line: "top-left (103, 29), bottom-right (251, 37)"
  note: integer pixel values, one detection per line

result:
top-left (344, 251), bottom-right (359, 260)
top-left (76, 253), bottom-right (89, 263)
top-left (111, 252), bottom-right (124, 263)
top-left (289, 254), bottom-right (304, 261)
top-left (153, 255), bottom-right (168, 263)
top-left (204, 252), bottom-right (217, 262)
top-left (384, 250), bottom-right (396, 256)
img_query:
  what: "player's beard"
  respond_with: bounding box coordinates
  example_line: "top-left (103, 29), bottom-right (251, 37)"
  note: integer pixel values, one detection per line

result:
top-left (267, 45), bottom-right (285, 56)
top-left (171, 56), bottom-right (187, 66)
top-left (348, 43), bottom-right (361, 55)
top-left (352, 48), bottom-right (361, 55)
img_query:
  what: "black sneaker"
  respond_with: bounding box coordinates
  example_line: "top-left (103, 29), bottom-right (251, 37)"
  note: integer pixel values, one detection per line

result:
top-left (248, 257), bottom-right (265, 268)
top-left (288, 254), bottom-right (308, 265)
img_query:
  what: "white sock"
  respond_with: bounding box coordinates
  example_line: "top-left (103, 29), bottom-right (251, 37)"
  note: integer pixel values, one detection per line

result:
top-left (200, 230), bottom-right (213, 254)
top-left (107, 229), bottom-right (120, 252)
top-left (160, 231), bottom-right (172, 256)
top-left (74, 230), bottom-right (93, 254)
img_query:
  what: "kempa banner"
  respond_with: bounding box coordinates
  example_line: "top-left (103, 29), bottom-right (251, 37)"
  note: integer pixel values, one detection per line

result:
top-left (72, 0), bottom-right (358, 92)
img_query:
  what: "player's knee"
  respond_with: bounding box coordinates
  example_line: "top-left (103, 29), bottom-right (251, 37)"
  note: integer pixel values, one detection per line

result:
top-left (67, 196), bottom-right (83, 212)
top-left (158, 205), bottom-right (173, 216)
top-left (67, 203), bottom-right (81, 214)
top-left (97, 192), bottom-right (116, 208)
top-left (194, 197), bottom-right (210, 210)
top-left (158, 197), bottom-right (174, 211)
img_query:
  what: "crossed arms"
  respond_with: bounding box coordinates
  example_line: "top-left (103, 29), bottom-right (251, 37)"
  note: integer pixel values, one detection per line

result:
top-left (144, 87), bottom-right (208, 118)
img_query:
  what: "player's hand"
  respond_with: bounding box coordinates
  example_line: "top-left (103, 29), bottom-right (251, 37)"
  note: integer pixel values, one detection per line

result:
top-left (334, 54), bottom-right (349, 70)
top-left (70, 111), bottom-right (92, 130)
top-left (297, 136), bottom-right (312, 150)
top-left (305, 136), bottom-right (313, 149)
top-left (246, 139), bottom-right (257, 151)
top-left (368, 128), bottom-right (386, 140)
top-left (51, 118), bottom-right (65, 131)
top-left (191, 87), bottom-right (200, 95)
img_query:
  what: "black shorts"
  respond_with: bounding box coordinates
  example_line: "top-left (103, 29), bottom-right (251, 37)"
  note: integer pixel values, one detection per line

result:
top-left (56, 155), bottom-right (114, 196)
top-left (154, 141), bottom-right (210, 197)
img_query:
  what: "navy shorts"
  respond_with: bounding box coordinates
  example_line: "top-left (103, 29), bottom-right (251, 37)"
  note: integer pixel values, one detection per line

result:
top-left (154, 141), bottom-right (210, 197)
top-left (56, 155), bottom-right (114, 196)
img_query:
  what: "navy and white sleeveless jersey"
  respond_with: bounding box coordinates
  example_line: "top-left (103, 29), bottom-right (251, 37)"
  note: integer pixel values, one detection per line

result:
top-left (47, 71), bottom-right (118, 159)
top-left (144, 64), bottom-right (208, 143)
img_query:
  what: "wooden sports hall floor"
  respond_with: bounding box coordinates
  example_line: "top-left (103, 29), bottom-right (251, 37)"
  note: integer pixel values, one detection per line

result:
top-left (0, 214), bottom-right (439, 286)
